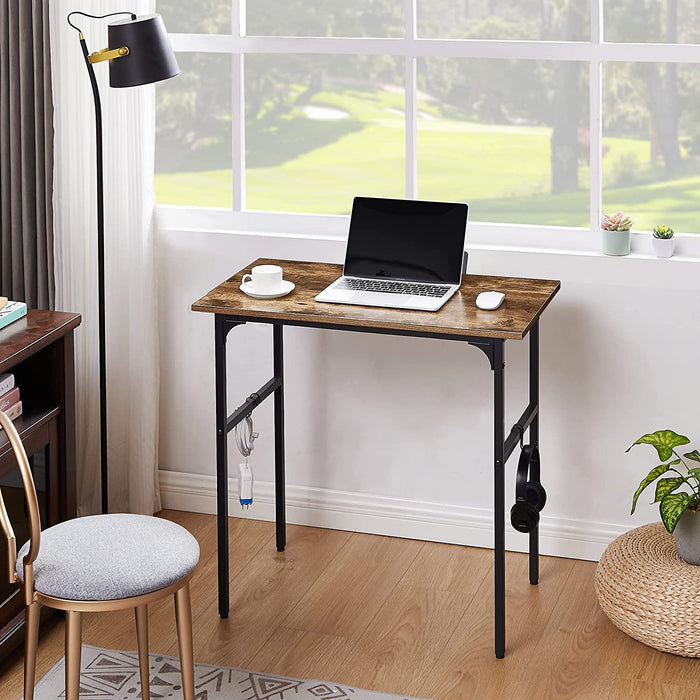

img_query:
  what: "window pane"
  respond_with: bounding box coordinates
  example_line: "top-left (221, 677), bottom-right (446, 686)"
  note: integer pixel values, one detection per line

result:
top-left (156, 0), bottom-right (231, 34)
top-left (247, 1), bottom-right (404, 37)
top-left (602, 62), bottom-right (700, 233)
top-left (418, 1), bottom-right (589, 41)
top-left (155, 54), bottom-right (232, 208)
top-left (245, 55), bottom-right (404, 214)
top-left (604, 1), bottom-right (698, 44)
top-left (417, 58), bottom-right (589, 227)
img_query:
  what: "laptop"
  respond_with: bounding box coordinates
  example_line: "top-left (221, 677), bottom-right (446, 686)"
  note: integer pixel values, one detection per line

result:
top-left (315, 197), bottom-right (469, 312)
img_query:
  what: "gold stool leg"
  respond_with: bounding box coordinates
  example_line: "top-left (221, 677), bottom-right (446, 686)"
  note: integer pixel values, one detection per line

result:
top-left (65, 610), bottom-right (82, 700)
top-left (174, 583), bottom-right (195, 700)
top-left (23, 602), bottom-right (40, 700)
top-left (135, 605), bottom-right (150, 700)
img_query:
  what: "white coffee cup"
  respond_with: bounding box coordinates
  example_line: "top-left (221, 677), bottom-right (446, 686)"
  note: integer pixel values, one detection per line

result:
top-left (242, 265), bottom-right (284, 294)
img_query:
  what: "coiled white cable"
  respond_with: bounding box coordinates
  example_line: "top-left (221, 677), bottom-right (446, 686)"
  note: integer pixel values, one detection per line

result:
top-left (235, 414), bottom-right (258, 508)
top-left (234, 414), bottom-right (258, 458)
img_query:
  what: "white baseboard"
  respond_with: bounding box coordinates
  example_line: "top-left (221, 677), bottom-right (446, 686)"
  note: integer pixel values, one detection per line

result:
top-left (159, 469), bottom-right (627, 561)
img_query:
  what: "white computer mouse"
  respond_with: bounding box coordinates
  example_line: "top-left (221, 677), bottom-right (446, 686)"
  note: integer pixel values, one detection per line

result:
top-left (476, 291), bottom-right (506, 310)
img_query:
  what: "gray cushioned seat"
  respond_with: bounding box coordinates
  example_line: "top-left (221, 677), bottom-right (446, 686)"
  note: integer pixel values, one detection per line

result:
top-left (16, 514), bottom-right (199, 601)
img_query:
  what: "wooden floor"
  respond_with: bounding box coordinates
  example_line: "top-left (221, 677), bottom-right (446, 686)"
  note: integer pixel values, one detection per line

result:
top-left (1, 510), bottom-right (699, 699)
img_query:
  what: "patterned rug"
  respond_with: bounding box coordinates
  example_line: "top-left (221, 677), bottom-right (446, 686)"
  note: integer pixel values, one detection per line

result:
top-left (34, 645), bottom-right (427, 699)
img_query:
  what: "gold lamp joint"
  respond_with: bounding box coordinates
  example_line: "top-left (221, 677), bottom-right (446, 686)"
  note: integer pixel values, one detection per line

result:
top-left (89, 46), bottom-right (129, 64)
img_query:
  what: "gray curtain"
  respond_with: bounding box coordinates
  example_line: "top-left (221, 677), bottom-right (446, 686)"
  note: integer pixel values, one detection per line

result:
top-left (0, 0), bottom-right (54, 309)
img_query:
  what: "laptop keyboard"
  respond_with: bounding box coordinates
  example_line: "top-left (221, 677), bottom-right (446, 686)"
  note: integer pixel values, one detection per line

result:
top-left (337, 278), bottom-right (452, 298)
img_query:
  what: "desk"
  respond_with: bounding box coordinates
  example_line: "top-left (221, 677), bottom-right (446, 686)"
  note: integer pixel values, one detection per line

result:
top-left (193, 258), bottom-right (560, 658)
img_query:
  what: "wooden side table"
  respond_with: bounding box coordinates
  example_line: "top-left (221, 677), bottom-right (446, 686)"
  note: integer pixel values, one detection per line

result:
top-left (0, 310), bottom-right (81, 661)
top-left (595, 522), bottom-right (700, 657)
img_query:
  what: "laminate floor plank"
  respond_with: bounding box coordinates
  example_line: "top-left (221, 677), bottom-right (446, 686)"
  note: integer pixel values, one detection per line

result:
top-left (399, 541), bottom-right (494, 593)
top-left (249, 627), bottom-right (354, 679)
top-left (174, 522), bottom-right (352, 668)
top-left (281, 532), bottom-right (424, 640)
top-left (337, 584), bottom-right (472, 696)
top-left (522, 559), bottom-right (624, 700)
top-left (333, 545), bottom-right (493, 696)
top-left (418, 550), bottom-right (575, 700)
top-left (616, 633), bottom-right (700, 688)
top-left (609, 677), bottom-right (700, 700)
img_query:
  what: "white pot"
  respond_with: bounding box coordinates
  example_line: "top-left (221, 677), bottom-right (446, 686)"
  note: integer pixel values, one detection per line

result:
top-left (652, 236), bottom-right (675, 258)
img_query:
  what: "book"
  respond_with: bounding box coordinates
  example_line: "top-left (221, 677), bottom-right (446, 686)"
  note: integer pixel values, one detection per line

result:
top-left (0, 386), bottom-right (20, 412)
top-left (0, 400), bottom-right (23, 425)
top-left (0, 301), bottom-right (27, 331)
top-left (0, 373), bottom-right (14, 397)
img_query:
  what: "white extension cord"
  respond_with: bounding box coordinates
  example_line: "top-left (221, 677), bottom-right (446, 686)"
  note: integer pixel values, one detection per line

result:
top-left (235, 414), bottom-right (258, 508)
top-left (238, 462), bottom-right (253, 508)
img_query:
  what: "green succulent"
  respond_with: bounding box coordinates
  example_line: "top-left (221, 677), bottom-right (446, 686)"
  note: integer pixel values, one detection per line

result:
top-left (652, 224), bottom-right (674, 239)
top-left (627, 430), bottom-right (700, 533)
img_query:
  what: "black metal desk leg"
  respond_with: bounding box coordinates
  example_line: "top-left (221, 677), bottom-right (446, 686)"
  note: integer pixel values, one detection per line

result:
top-left (273, 324), bottom-right (286, 552)
top-left (529, 321), bottom-right (540, 586)
top-left (215, 315), bottom-right (230, 618)
top-left (493, 340), bottom-right (506, 658)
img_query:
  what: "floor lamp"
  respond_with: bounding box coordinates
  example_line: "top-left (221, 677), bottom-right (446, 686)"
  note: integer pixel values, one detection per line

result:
top-left (66, 11), bottom-right (179, 513)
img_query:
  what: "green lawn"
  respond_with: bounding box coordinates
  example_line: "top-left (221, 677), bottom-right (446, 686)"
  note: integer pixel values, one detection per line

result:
top-left (155, 86), bottom-right (700, 233)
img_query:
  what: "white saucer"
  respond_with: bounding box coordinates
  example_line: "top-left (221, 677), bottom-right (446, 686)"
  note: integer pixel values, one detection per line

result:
top-left (240, 280), bottom-right (295, 299)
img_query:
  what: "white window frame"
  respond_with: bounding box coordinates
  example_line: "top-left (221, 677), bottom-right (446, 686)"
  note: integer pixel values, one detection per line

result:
top-left (158, 1), bottom-right (700, 257)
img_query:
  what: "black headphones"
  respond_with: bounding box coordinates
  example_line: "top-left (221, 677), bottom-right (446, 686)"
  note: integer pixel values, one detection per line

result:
top-left (510, 444), bottom-right (547, 534)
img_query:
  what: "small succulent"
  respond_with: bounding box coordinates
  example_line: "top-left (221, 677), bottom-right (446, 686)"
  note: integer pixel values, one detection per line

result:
top-left (601, 211), bottom-right (633, 231)
top-left (652, 224), bottom-right (674, 239)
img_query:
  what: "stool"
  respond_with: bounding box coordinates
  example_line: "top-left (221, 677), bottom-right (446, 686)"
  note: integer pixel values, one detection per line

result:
top-left (595, 522), bottom-right (700, 657)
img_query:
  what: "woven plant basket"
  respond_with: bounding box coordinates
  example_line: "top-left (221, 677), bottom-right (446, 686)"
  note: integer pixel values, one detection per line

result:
top-left (595, 523), bottom-right (700, 657)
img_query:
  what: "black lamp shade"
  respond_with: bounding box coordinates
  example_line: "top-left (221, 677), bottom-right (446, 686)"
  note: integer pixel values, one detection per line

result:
top-left (108, 14), bottom-right (179, 88)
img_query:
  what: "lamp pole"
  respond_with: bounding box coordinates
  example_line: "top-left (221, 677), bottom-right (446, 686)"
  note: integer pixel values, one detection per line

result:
top-left (67, 11), bottom-right (178, 513)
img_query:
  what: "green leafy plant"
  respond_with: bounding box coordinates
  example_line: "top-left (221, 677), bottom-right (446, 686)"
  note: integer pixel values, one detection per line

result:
top-left (628, 430), bottom-right (700, 533)
top-left (601, 211), bottom-right (633, 231)
top-left (652, 224), bottom-right (674, 239)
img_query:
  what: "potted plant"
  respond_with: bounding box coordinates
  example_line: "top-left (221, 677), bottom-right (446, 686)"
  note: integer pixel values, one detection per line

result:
top-left (652, 224), bottom-right (675, 258)
top-left (601, 211), bottom-right (633, 256)
top-left (628, 429), bottom-right (700, 564)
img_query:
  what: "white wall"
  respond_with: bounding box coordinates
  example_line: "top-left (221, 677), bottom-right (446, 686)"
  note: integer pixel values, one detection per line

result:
top-left (157, 227), bottom-right (700, 560)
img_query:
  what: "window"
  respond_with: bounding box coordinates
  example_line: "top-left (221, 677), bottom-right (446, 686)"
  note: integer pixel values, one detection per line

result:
top-left (155, 1), bottom-right (700, 241)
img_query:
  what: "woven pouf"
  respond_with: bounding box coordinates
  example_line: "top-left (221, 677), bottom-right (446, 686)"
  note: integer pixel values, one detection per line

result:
top-left (595, 522), bottom-right (700, 657)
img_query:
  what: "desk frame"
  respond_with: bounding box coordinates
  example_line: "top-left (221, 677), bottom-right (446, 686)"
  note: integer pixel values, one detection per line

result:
top-left (213, 313), bottom-right (541, 659)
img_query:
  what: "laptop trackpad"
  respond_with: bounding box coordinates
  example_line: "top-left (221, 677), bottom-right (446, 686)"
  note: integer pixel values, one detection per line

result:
top-left (356, 292), bottom-right (412, 307)
top-left (330, 288), bottom-right (409, 308)
top-left (315, 287), bottom-right (355, 303)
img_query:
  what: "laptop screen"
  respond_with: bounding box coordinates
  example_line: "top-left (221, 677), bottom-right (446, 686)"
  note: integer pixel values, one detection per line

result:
top-left (343, 197), bottom-right (468, 284)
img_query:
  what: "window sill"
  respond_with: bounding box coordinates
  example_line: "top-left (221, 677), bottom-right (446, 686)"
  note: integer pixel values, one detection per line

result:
top-left (468, 241), bottom-right (700, 264)
top-left (157, 205), bottom-right (700, 261)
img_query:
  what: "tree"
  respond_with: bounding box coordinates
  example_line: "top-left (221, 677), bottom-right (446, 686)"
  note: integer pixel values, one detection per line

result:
top-left (550, 1), bottom-right (585, 193)
top-left (605, 0), bottom-right (684, 175)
